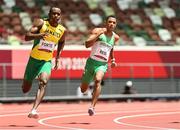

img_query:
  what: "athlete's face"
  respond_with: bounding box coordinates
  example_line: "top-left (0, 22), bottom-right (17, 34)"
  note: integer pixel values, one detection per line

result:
top-left (49, 7), bottom-right (61, 24)
top-left (106, 17), bottom-right (117, 31)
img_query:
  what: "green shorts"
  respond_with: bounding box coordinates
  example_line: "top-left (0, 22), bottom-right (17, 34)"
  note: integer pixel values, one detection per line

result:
top-left (23, 57), bottom-right (52, 82)
top-left (81, 58), bottom-right (108, 84)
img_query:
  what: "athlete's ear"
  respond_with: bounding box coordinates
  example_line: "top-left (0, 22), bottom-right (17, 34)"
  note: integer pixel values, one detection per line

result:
top-left (48, 9), bottom-right (52, 18)
top-left (58, 15), bottom-right (62, 23)
top-left (48, 12), bottom-right (50, 18)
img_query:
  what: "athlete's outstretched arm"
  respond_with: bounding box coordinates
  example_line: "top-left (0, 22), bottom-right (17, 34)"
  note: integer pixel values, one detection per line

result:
top-left (56, 29), bottom-right (66, 59)
top-left (110, 33), bottom-right (119, 68)
top-left (54, 29), bottom-right (66, 70)
top-left (25, 18), bottom-right (47, 41)
top-left (109, 34), bottom-right (119, 60)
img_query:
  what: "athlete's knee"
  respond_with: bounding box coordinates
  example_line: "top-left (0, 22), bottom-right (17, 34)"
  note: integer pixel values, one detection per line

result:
top-left (80, 84), bottom-right (88, 93)
top-left (22, 82), bottom-right (32, 93)
top-left (94, 79), bottom-right (102, 90)
top-left (22, 86), bottom-right (29, 93)
top-left (94, 79), bottom-right (101, 85)
top-left (39, 79), bottom-right (48, 88)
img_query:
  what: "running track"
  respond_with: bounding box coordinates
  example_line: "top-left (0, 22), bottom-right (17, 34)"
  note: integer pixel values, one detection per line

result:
top-left (0, 101), bottom-right (180, 130)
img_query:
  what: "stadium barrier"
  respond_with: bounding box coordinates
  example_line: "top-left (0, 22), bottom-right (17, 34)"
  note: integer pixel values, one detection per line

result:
top-left (0, 62), bottom-right (180, 102)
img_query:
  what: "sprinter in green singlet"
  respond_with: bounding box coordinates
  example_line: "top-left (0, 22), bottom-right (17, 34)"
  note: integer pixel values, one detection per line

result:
top-left (21, 7), bottom-right (66, 119)
top-left (80, 15), bottom-right (120, 116)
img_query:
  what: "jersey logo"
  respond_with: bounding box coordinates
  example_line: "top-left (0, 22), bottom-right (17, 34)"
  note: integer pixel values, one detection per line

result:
top-left (38, 40), bottom-right (56, 52)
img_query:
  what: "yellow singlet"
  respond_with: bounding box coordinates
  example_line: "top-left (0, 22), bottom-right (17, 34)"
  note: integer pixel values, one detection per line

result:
top-left (30, 20), bottom-right (65, 61)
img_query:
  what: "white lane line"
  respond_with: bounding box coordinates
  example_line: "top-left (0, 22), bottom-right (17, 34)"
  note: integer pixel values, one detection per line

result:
top-left (114, 111), bottom-right (180, 130)
top-left (38, 109), bottom-right (174, 130)
top-left (39, 113), bottom-right (88, 130)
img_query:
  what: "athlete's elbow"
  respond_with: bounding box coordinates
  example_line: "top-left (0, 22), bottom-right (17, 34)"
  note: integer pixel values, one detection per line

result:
top-left (24, 34), bottom-right (31, 41)
top-left (85, 41), bottom-right (91, 48)
top-left (25, 37), bottom-right (32, 41)
top-left (85, 44), bottom-right (89, 48)
top-left (24, 36), bottom-right (29, 41)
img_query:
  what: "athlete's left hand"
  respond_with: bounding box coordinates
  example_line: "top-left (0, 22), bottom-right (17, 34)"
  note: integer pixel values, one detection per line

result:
top-left (54, 58), bottom-right (60, 70)
top-left (111, 61), bottom-right (117, 68)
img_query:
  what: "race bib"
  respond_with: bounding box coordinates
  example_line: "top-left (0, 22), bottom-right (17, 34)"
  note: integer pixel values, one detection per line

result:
top-left (38, 40), bottom-right (55, 52)
top-left (95, 46), bottom-right (109, 58)
top-left (91, 42), bottom-right (112, 62)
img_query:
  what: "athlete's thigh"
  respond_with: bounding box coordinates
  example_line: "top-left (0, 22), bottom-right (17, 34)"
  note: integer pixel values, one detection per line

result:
top-left (95, 64), bottom-right (108, 74)
top-left (81, 67), bottom-right (94, 84)
top-left (94, 64), bottom-right (107, 81)
top-left (81, 59), bottom-right (94, 84)
top-left (24, 57), bottom-right (39, 82)
top-left (94, 70), bottom-right (104, 81)
top-left (38, 61), bottom-right (51, 82)
top-left (38, 61), bottom-right (52, 77)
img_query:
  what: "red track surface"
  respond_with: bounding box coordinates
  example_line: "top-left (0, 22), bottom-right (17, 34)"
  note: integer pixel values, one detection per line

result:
top-left (0, 101), bottom-right (180, 130)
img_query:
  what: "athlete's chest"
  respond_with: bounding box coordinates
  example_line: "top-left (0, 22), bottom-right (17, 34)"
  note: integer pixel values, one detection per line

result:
top-left (98, 34), bottom-right (114, 45)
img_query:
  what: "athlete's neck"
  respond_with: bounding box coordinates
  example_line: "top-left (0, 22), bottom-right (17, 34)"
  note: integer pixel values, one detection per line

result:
top-left (49, 20), bottom-right (58, 27)
top-left (104, 31), bottom-right (113, 37)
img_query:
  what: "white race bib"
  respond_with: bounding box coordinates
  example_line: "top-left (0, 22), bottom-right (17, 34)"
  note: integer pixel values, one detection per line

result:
top-left (38, 40), bottom-right (56, 52)
top-left (90, 42), bottom-right (112, 62)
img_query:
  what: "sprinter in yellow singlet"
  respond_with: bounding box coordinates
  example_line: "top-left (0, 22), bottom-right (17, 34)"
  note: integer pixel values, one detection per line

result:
top-left (80, 15), bottom-right (120, 116)
top-left (21, 7), bottom-right (66, 119)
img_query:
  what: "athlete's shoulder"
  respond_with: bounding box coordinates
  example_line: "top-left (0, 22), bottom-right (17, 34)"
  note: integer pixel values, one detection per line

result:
top-left (91, 28), bottom-right (106, 34)
top-left (32, 18), bottom-right (44, 27)
top-left (113, 32), bottom-right (120, 41)
top-left (58, 23), bottom-right (66, 31)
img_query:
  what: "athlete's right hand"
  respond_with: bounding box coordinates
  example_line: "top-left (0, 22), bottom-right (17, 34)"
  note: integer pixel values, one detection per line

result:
top-left (39, 33), bottom-right (49, 40)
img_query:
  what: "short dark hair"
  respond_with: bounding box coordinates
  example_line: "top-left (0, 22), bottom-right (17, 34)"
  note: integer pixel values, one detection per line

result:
top-left (49, 6), bottom-right (61, 13)
top-left (106, 15), bottom-right (116, 21)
